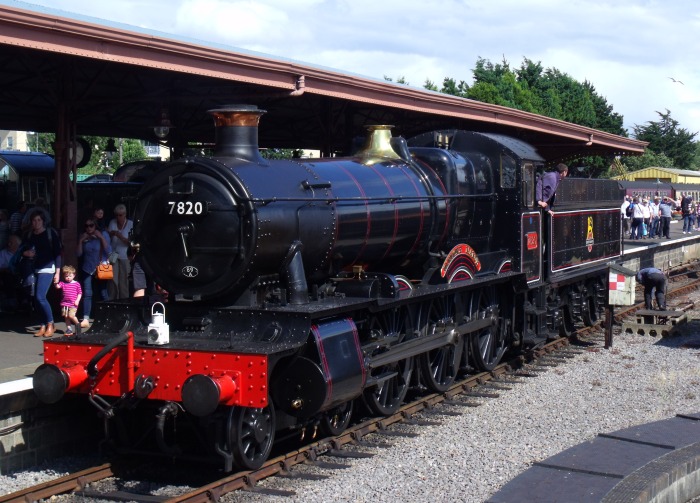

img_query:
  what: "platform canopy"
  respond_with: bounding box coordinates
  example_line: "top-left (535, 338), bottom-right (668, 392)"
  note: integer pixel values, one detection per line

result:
top-left (0, 1), bottom-right (647, 162)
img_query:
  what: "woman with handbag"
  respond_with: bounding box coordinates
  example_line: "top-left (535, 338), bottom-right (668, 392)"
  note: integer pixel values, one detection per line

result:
top-left (76, 218), bottom-right (111, 329)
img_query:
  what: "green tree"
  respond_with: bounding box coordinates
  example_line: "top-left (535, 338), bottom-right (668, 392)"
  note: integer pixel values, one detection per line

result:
top-left (384, 76), bottom-right (409, 85)
top-left (119, 139), bottom-right (149, 167)
top-left (468, 57), bottom-right (538, 111)
top-left (261, 148), bottom-right (300, 160)
top-left (423, 79), bottom-right (439, 92)
top-left (621, 150), bottom-right (676, 173)
top-left (692, 142), bottom-right (700, 170)
top-left (35, 132), bottom-right (55, 153)
top-left (439, 77), bottom-right (469, 98)
top-left (459, 57), bottom-right (623, 137)
top-left (633, 110), bottom-right (697, 170)
top-left (419, 56), bottom-right (635, 178)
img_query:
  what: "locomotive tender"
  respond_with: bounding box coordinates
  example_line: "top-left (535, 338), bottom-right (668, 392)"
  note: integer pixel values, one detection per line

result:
top-left (33, 105), bottom-right (623, 471)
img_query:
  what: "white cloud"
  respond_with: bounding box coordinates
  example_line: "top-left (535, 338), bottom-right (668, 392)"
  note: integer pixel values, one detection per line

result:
top-left (174, 0), bottom-right (291, 45)
top-left (13, 0), bottom-right (700, 135)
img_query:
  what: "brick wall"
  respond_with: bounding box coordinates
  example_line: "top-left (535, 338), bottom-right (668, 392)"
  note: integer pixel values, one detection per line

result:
top-left (0, 391), bottom-right (100, 474)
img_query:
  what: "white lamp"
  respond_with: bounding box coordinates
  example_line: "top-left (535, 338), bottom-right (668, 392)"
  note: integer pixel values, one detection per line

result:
top-left (153, 109), bottom-right (174, 139)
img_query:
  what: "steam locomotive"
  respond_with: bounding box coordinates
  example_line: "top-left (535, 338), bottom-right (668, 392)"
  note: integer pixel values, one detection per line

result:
top-left (33, 105), bottom-right (622, 471)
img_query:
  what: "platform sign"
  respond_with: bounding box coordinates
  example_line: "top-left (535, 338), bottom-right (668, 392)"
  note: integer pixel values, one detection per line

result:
top-left (608, 265), bottom-right (635, 306)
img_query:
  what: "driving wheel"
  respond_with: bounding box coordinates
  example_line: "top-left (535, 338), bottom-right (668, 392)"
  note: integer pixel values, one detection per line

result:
top-left (468, 287), bottom-right (507, 371)
top-left (227, 403), bottom-right (275, 470)
top-left (363, 306), bottom-right (415, 416)
top-left (418, 295), bottom-right (463, 392)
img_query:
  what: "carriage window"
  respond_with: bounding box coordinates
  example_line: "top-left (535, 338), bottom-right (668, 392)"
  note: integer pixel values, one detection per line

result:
top-left (500, 154), bottom-right (516, 189)
top-left (521, 163), bottom-right (534, 207)
top-left (21, 176), bottom-right (49, 206)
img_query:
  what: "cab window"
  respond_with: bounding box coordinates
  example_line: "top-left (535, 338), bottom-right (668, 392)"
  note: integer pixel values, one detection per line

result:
top-left (500, 154), bottom-right (516, 189)
top-left (521, 163), bottom-right (534, 207)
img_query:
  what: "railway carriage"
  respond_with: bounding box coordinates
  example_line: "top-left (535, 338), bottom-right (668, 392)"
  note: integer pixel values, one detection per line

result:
top-left (34, 105), bottom-right (623, 471)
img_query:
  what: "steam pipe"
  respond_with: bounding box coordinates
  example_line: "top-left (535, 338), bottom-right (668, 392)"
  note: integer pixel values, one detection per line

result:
top-left (87, 331), bottom-right (130, 378)
top-left (281, 240), bottom-right (308, 305)
top-left (155, 402), bottom-right (182, 455)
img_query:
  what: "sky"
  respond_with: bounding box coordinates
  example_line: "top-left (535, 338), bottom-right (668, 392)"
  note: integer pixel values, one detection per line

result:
top-left (11, 0), bottom-right (700, 137)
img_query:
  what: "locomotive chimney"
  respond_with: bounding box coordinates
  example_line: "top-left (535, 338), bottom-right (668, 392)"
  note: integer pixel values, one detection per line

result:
top-left (357, 125), bottom-right (400, 161)
top-left (208, 105), bottom-right (266, 162)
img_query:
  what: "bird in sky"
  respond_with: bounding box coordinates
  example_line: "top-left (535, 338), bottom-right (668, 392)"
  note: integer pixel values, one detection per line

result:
top-left (669, 77), bottom-right (684, 84)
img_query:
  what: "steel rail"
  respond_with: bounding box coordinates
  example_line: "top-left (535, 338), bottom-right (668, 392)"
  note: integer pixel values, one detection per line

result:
top-left (0, 463), bottom-right (115, 503)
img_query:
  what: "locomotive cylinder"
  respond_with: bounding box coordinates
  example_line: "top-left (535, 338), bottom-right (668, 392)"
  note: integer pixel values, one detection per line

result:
top-left (272, 319), bottom-right (365, 418)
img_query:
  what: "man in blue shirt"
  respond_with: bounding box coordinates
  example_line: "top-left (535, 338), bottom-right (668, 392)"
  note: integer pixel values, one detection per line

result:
top-left (658, 197), bottom-right (674, 239)
top-left (536, 163), bottom-right (568, 215)
top-left (636, 267), bottom-right (667, 310)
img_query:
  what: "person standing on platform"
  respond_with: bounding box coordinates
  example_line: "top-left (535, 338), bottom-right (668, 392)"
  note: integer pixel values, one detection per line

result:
top-left (25, 210), bottom-right (62, 337)
top-left (681, 193), bottom-right (693, 233)
top-left (92, 207), bottom-right (108, 233)
top-left (648, 197), bottom-right (660, 238)
top-left (77, 217), bottom-right (110, 329)
top-left (659, 197), bottom-right (674, 239)
top-left (690, 199), bottom-right (697, 231)
top-left (21, 197), bottom-right (50, 235)
top-left (107, 204), bottom-right (133, 299)
top-left (630, 197), bottom-right (644, 239)
top-left (640, 199), bottom-right (651, 238)
top-left (536, 163), bottom-right (568, 215)
top-left (9, 200), bottom-right (26, 236)
top-left (636, 267), bottom-right (668, 310)
top-left (621, 196), bottom-right (632, 236)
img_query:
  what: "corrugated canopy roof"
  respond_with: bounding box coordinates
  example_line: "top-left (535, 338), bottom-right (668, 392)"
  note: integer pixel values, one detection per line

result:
top-left (0, 150), bottom-right (55, 173)
top-left (0, 1), bottom-right (647, 162)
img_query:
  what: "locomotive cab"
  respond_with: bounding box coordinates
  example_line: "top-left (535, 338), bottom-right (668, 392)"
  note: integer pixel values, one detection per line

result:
top-left (408, 130), bottom-right (545, 277)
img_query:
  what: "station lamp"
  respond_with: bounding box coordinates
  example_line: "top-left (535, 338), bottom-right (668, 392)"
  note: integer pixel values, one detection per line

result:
top-left (153, 108), bottom-right (174, 139)
top-left (105, 138), bottom-right (117, 160)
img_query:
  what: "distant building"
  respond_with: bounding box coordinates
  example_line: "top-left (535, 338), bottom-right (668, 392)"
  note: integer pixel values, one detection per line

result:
top-left (1, 130), bottom-right (169, 161)
top-left (0, 130), bottom-right (30, 151)
top-left (611, 166), bottom-right (700, 185)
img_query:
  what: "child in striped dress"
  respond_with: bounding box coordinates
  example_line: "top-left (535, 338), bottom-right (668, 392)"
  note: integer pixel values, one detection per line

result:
top-left (55, 265), bottom-right (83, 337)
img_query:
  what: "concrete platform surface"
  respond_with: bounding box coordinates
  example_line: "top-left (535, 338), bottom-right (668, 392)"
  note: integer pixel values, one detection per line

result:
top-left (488, 414), bottom-right (700, 503)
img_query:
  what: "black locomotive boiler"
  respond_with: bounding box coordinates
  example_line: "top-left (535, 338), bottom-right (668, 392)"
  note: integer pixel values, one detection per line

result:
top-left (33, 105), bottom-right (623, 471)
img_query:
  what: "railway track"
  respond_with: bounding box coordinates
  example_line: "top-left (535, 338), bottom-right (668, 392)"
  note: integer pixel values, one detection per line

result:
top-left (0, 464), bottom-right (115, 503)
top-left (4, 270), bottom-right (700, 503)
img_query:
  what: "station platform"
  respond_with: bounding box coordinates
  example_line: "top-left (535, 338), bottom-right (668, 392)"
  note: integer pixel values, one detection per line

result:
top-left (0, 310), bottom-right (57, 395)
top-left (488, 414), bottom-right (700, 503)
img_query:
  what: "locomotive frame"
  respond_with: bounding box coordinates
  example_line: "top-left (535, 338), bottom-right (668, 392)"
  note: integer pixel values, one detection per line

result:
top-left (33, 106), bottom-right (623, 472)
